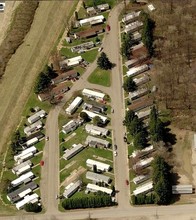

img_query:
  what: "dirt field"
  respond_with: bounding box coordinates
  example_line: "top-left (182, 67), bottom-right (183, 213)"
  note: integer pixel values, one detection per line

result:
top-left (0, 1), bottom-right (75, 153)
top-left (170, 127), bottom-right (196, 203)
top-left (0, 1), bottom-right (21, 45)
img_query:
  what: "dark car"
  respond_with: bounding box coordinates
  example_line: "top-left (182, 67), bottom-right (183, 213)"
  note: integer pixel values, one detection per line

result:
top-left (123, 136), bottom-right (127, 142)
top-left (114, 144), bottom-right (117, 150)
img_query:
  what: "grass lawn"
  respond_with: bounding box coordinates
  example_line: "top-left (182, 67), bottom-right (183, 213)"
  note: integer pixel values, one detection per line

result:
top-left (123, 65), bottom-right (128, 75)
top-left (85, 0), bottom-right (116, 8)
top-left (35, 140), bottom-right (45, 152)
top-left (32, 165), bottom-right (41, 178)
top-left (78, 5), bottom-right (87, 19)
top-left (31, 152), bottom-right (43, 166)
top-left (75, 66), bottom-right (86, 76)
top-left (62, 34), bottom-right (104, 47)
top-left (60, 144), bottom-right (113, 183)
top-left (88, 67), bottom-right (111, 87)
top-left (60, 47), bottom-right (98, 63)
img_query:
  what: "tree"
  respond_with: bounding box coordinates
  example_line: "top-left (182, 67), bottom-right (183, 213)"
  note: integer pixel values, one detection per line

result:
top-left (152, 156), bottom-right (172, 205)
top-left (24, 202), bottom-right (42, 212)
top-left (34, 72), bottom-right (51, 94)
top-left (42, 64), bottom-right (58, 79)
top-left (128, 116), bottom-right (143, 136)
top-left (97, 52), bottom-right (112, 70)
top-left (133, 130), bottom-right (147, 149)
top-left (123, 77), bottom-right (137, 92)
top-left (121, 33), bottom-right (134, 59)
top-left (93, 116), bottom-right (102, 126)
top-left (82, 1), bottom-right (86, 9)
top-left (149, 107), bottom-right (165, 142)
top-left (123, 110), bottom-right (136, 126)
top-left (80, 112), bottom-right (89, 122)
top-left (140, 11), bottom-right (155, 56)
top-left (75, 11), bottom-right (78, 21)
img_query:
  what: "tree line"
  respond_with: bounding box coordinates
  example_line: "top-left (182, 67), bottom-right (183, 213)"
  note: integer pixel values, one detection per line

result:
top-left (62, 194), bottom-right (114, 209)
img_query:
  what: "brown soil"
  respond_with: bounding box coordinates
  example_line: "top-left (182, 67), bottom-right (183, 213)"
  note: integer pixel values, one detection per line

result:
top-left (0, 1), bottom-right (39, 77)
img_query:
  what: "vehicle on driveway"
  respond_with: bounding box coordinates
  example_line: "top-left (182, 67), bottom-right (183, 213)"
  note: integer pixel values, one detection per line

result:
top-left (126, 179), bottom-right (129, 185)
top-left (114, 151), bottom-right (117, 157)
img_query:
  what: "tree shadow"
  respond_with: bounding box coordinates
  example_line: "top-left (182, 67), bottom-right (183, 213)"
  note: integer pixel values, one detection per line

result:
top-left (163, 127), bottom-right (177, 145)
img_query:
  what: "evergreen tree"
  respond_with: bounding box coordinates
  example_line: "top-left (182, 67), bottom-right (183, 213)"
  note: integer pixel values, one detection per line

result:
top-left (97, 52), bottom-right (112, 70)
top-left (34, 72), bottom-right (51, 94)
top-left (24, 202), bottom-right (42, 212)
top-left (123, 77), bottom-right (137, 92)
top-left (123, 110), bottom-right (136, 126)
top-left (121, 33), bottom-right (134, 59)
top-left (133, 130), bottom-right (147, 149)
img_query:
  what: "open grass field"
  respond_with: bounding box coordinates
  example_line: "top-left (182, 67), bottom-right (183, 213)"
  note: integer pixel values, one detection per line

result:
top-left (0, 1), bottom-right (76, 155)
top-left (88, 67), bottom-right (111, 87)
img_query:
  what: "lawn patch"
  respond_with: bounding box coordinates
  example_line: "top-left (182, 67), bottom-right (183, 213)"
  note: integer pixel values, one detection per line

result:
top-left (88, 67), bottom-right (111, 87)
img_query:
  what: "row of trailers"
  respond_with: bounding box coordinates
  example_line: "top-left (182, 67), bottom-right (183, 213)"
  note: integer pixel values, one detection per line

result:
top-left (6, 108), bottom-right (48, 210)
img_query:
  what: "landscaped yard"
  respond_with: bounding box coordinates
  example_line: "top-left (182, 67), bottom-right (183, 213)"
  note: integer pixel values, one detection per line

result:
top-left (88, 67), bottom-right (111, 87)
top-left (60, 47), bottom-right (98, 63)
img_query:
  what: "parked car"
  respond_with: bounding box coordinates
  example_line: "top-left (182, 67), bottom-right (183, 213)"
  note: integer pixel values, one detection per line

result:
top-left (126, 179), bottom-right (129, 185)
top-left (98, 47), bottom-right (103, 52)
top-left (123, 136), bottom-right (127, 142)
top-left (114, 151), bottom-right (117, 157)
top-left (114, 144), bottom-right (117, 150)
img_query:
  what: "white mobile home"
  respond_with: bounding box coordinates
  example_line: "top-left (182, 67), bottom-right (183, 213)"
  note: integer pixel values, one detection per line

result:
top-left (16, 193), bottom-right (39, 210)
top-left (124, 21), bottom-right (143, 34)
top-left (133, 175), bottom-right (150, 185)
top-left (7, 182), bottom-right (37, 203)
top-left (133, 157), bottom-right (154, 170)
top-left (11, 171), bottom-right (34, 187)
top-left (24, 120), bottom-right (42, 136)
top-left (79, 15), bottom-right (104, 26)
top-left (66, 96), bottom-right (83, 115)
top-left (86, 183), bottom-right (112, 195)
top-left (14, 146), bottom-right (37, 163)
top-left (85, 136), bottom-right (110, 148)
top-left (125, 58), bottom-right (140, 69)
top-left (64, 56), bottom-right (83, 67)
top-left (63, 180), bottom-right (82, 198)
top-left (63, 144), bottom-right (84, 160)
top-left (172, 185), bottom-right (193, 194)
top-left (127, 64), bottom-right (148, 77)
top-left (86, 171), bottom-right (111, 184)
top-left (26, 137), bottom-right (39, 147)
top-left (133, 181), bottom-right (153, 196)
top-left (133, 75), bottom-right (149, 86)
top-left (129, 87), bottom-right (149, 100)
top-left (131, 145), bottom-right (154, 158)
top-left (28, 110), bottom-right (46, 124)
top-left (136, 109), bottom-right (151, 119)
top-left (82, 88), bottom-right (105, 101)
top-left (12, 160), bottom-right (32, 175)
top-left (85, 124), bottom-right (108, 136)
top-left (97, 3), bottom-right (110, 11)
top-left (81, 110), bottom-right (107, 124)
top-left (122, 11), bottom-right (141, 24)
top-left (86, 159), bottom-right (110, 172)
top-left (62, 119), bottom-right (83, 134)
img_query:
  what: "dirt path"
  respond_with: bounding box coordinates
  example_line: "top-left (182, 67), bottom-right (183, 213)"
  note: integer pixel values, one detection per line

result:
top-left (0, 1), bottom-right (21, 45)
top-left (0, 1), bottom-right (75, 153)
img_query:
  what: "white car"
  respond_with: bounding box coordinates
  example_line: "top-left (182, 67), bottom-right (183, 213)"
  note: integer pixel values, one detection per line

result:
top-left (0, 2), bottom-right (5, 12)
top-left (98, 47), bottom-right (103, 52)
top-left (114, 151), bottom-right (117, 157)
